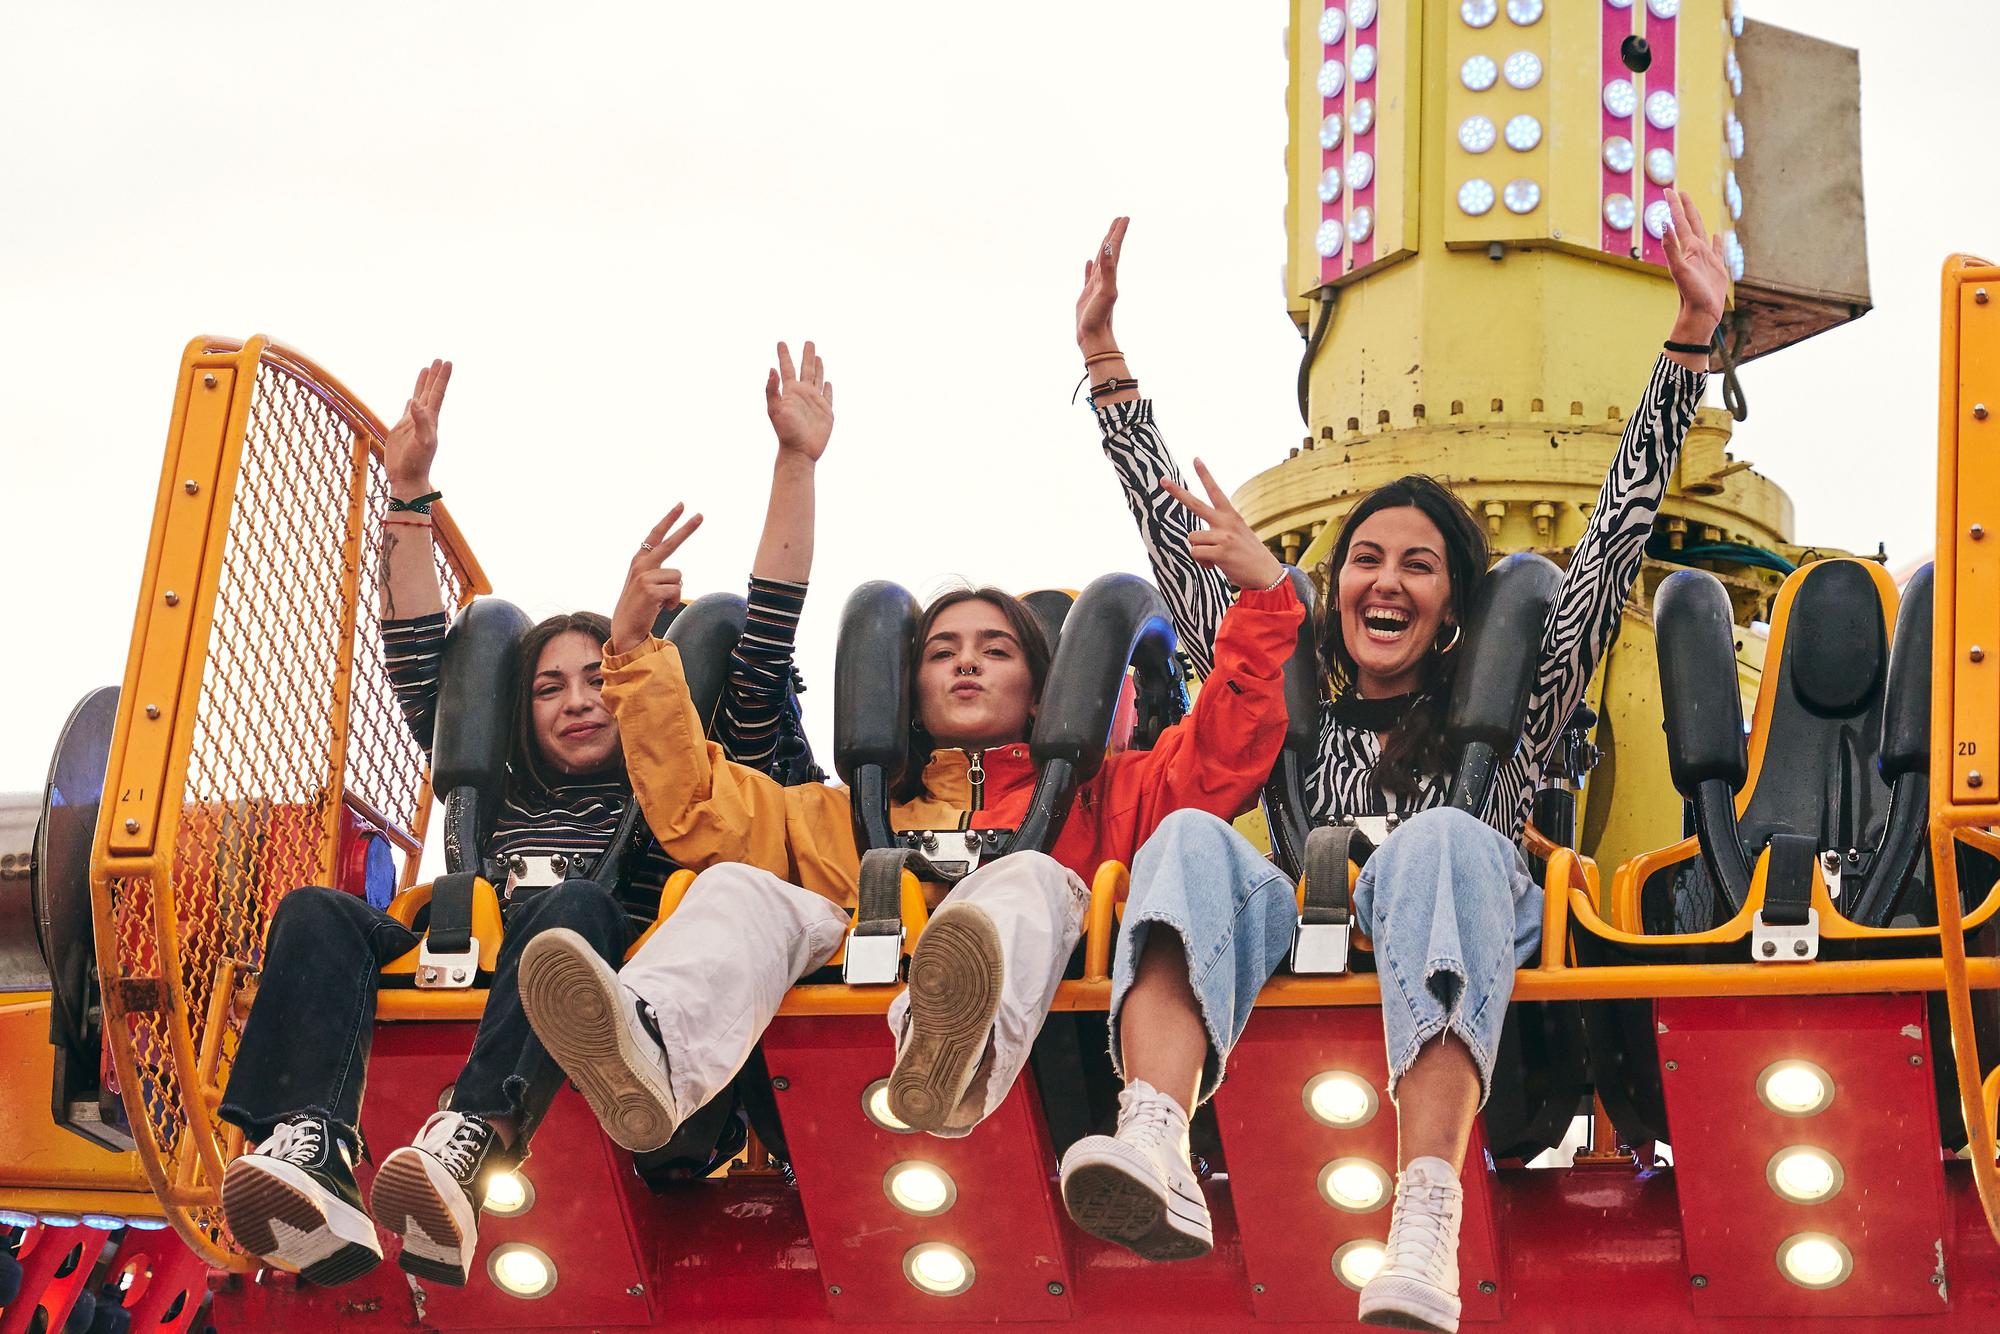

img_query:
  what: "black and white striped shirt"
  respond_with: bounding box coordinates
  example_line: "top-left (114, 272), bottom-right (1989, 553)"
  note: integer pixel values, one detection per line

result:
top-left (382, 575), bottom-right (809, 923)
top-left (1095, 355), bottom-right (1705, 840)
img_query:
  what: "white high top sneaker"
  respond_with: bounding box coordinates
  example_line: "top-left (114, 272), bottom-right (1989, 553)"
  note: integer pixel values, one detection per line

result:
top-left (1058, 1080), bottom-right (1212, 1261)
top-left (1357, 1155), bottom-right (1464, 1332)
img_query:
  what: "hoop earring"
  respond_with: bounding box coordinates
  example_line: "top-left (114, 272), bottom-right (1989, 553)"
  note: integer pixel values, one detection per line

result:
top-left (1436, 623), bottom-right (1463, 654)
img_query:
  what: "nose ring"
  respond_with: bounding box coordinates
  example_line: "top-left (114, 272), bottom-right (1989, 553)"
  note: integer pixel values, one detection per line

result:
top-left (956, 665), bottom-right (977, 676)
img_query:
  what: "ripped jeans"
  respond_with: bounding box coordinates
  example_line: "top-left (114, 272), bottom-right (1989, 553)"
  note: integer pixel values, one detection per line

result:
top-left (219, 880), bottom-right (632, 1151)
top-left (1108, 806), bottom-right (1540, 1108)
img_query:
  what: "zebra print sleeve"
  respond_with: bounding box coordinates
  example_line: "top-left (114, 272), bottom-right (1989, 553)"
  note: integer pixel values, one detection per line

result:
top-left (1489, 354), bottom-right (1706, 835)
top-left (1094, 399), bottom-right (1235, 679)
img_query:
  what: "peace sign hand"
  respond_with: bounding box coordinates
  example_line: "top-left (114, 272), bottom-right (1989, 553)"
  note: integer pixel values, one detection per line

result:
top-left (609, 503), bottom-right (705, 655)
top-left (1076, 216), bottom-right (1129, 355)
top-left (766, 340), bottom-right (834, 462)
top-left (1158, 459), bottom-right (1287, 593)
top-left (383, 359), bottom-right (451, 492)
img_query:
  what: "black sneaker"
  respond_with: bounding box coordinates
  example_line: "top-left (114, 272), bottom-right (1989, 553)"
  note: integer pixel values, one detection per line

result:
top-left (220, 1116), bottom-right (382, 1286)
top-left (370, 1111), bottom-right (498, 1286)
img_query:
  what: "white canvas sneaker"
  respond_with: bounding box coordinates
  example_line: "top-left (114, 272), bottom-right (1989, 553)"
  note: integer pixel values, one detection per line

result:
top-left (1358, 1155), bottom-right (1464, 1332)
top-left (220, 1116), bottom-right (381, 1286)
top-left (1058, 1079), bottom-right (1213, 1261)
top-left (371, 1111), bottom-right (497, 1286)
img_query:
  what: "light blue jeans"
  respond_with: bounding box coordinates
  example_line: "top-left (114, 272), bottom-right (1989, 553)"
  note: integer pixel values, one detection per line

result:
top-left (1108, 806), bottom-right (1541, 1108)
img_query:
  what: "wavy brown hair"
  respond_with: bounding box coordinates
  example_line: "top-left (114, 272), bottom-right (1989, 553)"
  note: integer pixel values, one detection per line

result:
top-left (507, 610), bottom-right (622, 798)
top-left (893, 587), bottom-right (1053, 801)
top-left (1315, 476), bottom-right (1489, 799)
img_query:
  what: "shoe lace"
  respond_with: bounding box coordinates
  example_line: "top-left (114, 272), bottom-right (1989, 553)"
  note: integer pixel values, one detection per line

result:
top-left (422, 1114), bottom-right (489, 1181)
top-left (1114, 1086), bottom-right (1182, 1155)
top-left (263, 1118), bottom-right (326, 1168)
top-left (1383, 1177), bottom-right (1458, 1285)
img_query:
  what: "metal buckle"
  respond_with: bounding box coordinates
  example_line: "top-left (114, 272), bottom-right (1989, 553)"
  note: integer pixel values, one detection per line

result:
top-left (843, 929), bottom-right (906, 986)
top-left (899, 830), bottom-right (992, 881)
top-left (1751, 908), bottom-right (1820, 962)
top-left (416, 936), bottom-right (481, 989)
top-left (502, 854), bottom-right (572, 899)
top-left (1349, 814), bottom-right (1400, 847)
top-left (1289, 918), bottom-right (1352, 975)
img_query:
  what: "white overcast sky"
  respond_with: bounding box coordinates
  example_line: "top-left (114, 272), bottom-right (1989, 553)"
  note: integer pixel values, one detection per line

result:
top-left (1, 1), bottom-right (1988, 801)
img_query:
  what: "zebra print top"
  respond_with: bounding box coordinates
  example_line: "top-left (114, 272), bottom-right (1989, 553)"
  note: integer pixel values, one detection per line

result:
top-left (1094, 354), bottom-right (1706, 840)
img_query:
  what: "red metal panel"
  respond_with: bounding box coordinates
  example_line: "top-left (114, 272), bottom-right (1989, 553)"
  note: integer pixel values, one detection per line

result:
top-left (1656, 994), bottom-right (1951, 1320)
top-left (0, 1225), bottom-right (100, 1334)
top-left (1209, 1007), bottom-right (1504, 1323)
top-left (761, 1014), bottom-right (1075, 1323)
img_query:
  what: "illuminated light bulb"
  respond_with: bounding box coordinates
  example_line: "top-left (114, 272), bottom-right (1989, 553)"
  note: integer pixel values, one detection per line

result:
top-left (1504, 115), bottom-right (1542, 152)
top-left (1319, 1158), bottom-right (1392, 1212)
top-left (1759, 1060), bottom-right (1834, 1116)
top-left (1461, 0), bottom-right (1497, 28)
top-left (1607, 0), bottom-right (1633, 7)
top-left (1647, 0), bottom-right (1680, 17)
top-left (885, 1161), bottom-right (957, 1216)
top-left (1304, 1071), bottom-right (1378, 1126)
top-left (1777, 1233), bottom-right (1853, 1290)
top-left (1352, 43), bottom-right (1377, 82)
top-left (1731, 0), bottom-right (1745, 37)
top-left (1507, 0), bottom-right (1543, 22)
top-left (1643, 199), bottom-right (1673, 239)
top-left (1318, 59), bottom-right (1347, 99)
top-left (1725, 232), bottom-right (1745, 281)
top-left (1349, 98), bottom-right (1376, 136)
top-left (0, 1209), bottom-right (37, 1230)
top-left (1645, 90), bottom-right (1680, 130)
top-left (1350, 0), bottom-right (1378, 28)
top-left (1459, 115), bottom-right (1497, 154)
top-left (38, 1213), bottom-right (81, 1228)
top-left (1318, 167), bottom-right (1344, 203)
top-left (1346, 151), bottom-right (1375, 192)
top-left (1726, 48), bottom-right (1742, 96)
top-left (1645, 147), bottom-right (1676, 185)
top-left (1603, 135), bottom-right (1635, 173)
top-left (904, 1243), bottom-right (975, 1296)
top-left (1503, 51), bottom-right (1543, 89)
top-left (484, 1169), bottom-right (533, 1217)
top-left (1319, 6), bottom-right (1347, 45)
top-left (1462, 55), bottom-right (1499, 92)
top-left (82, 1214), bottom-right (126, 1230)
top-left (1768, 1147), bottom-right (1842, 1204)
top-left (1603, 193), bottom-right (1636, 231)
top-left (863, 1077), bottom-right (915, 1133)
top-left (1726, 170), bottom-right (1743, 220)
top-left (1333, 1239), bottom-right (1388, 1291)
top-left (124, 1217), bottom-right (170, 1232)
top-left (488, 1244), bottom-right (557, 1299)
top-left (1727, 112), bottom-right (1746, 160)
top-left (1347, 206), bottom-right (1375, 244)
top-left (1503, 179), bottom-right (1540, 214)
top-left (1458, 178), bottom-right (1497, 216)
top-left (1317, 220), bottom-right (1345, 258)
top-left (1320, 113), bottom-right (1345, 150)
top-left (1603, 78), bottom-right (1637, 118)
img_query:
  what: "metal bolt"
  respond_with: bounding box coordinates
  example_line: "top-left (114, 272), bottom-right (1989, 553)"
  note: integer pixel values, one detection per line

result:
top-left (202, 373), bottom-right (217, 388)
top-left (1970, 771), bottom-right (1986, 789)
top-left (1692, 1274), bottom-right (1709, 1289)
top-left (627, 1283), bottom-right (645, 1296)
top-left (1478, 1280), bottom-right (1498, 1295)
top-left (1980, 288), bottom-right (1991, 304)
top-left (1911, 1054), bottom-right (1924, 1066)
top-left (1975, 524), bottom-right (1988, 541)
top-left (1974, 646), bottom-right (1987, 663)
top-left (1933, 1273), bottom-right (1946, 1286)
top-left (163, 591), bottom-right (179, 606)
top-left (1665, 1060), bottom-right (1678, 1071)
top-left (124, 818), bottom-right (139, 833)
top-left (1794, 940), bottom-right (1810, 957)
top-left (827, 1284), bottom-right (841, 1296)
top-left (1047, 1282), bottom-right (1065, 1296)
top-left (183, 479), bottom-right (199, 495)
top-left (1252, 1284), bottom-right (1266, 1294)
top-left (1761, 940), bottom-right (1777, 957)
top-left (145, 704), bottom-right (160, 719)
top-left (1976, 404), bottom-right (1989, 421)
top-left (772, 1076), bottom-right (791, 1091)
top-left (450, 968), bottom-right (467, 984)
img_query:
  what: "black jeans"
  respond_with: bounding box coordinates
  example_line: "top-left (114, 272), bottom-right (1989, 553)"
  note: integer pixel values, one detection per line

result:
top-left (219, 879), bottom-right (633, 1152)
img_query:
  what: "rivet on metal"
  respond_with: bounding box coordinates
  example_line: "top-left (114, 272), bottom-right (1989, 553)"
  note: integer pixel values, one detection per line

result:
top-left (1974, 646), bottom-right (1987, 663)
top-left (1252, 1284), bottom-right (1266, 1294)
top-left (1692, 1275), bottom-right (1709, 1289)
top-left (1910, 1054), bottom-right (1924, 1067)
top-left (145, 705), bottom-right (160, 719)
top-left (1980, 288), bottom-right (1991, 304)
top-left (1761, 940), bottom-right (1777, 957)
top-left (1665, 1060), bottom-right (1678, 1071)
top-left (184, 479), bottom-right (200, 495)
top-left (202, 373), bottom-right (217, 388)
top-left (124, 819), bottom-right (139, 833)
top-left (827, 1284), bottom-right (841, 1296)
top-left (163, 591), bottom-right (179, 606)
top-left (1971, 771), bottom-right (1986, 789)
top-left (1047, 1282), bottom-right (1066, 1296)
top-left (1478, 1280), bottom-right (1498, 1295)
top-left (771, 1076), bottom-right (791, 1091)
top-left (1976, 404), bottom-right (1990, 421)
top-left (626, 1283), bottom-right (644, 1296)
top-left (1974, 524), bottom-right (1988, 541)
top-left (1794, 940), bottom-right (1810, 956)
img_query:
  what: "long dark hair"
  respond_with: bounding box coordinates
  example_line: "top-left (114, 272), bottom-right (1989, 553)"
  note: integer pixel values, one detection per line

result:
top-left (1315, 476), bottom-right (1488, 799)
top-left (893, 587), bottom-right (1054, 802)
top-left (508, 610), bottom-right (621, 798)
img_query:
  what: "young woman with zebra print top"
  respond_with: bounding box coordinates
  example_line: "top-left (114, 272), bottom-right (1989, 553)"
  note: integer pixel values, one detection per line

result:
top-left (1054, 200), bottom-right (1730, 1332)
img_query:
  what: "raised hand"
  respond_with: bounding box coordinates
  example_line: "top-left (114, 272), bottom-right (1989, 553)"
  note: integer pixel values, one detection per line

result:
top-left (1661, 187), bottom-right (1729, 336)
top-left (383, 359), bottom-right (451, 493)
top-left (1076, 216), bottom-right (1129, 355)
top-left (1158, 459), bottom-right (1286, 594)
top-left (609, 503), bottom-right (705, 654)
top-left (766, 341), bottom-right (834, 463)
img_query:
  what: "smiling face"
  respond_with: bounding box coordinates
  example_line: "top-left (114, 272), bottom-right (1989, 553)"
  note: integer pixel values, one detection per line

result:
top-left (528, 629), bottom-right (622, 776)
top-left (915, 598), bottom-right (1038, 751)
top-left (1335, 504), bottom-right (1455, 698)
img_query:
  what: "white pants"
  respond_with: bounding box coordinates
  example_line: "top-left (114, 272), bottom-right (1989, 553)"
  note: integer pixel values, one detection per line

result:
top-left (886, 851), bottom-right (1091, 1134)
top-left (616, 863), bottom-right (851, 1122)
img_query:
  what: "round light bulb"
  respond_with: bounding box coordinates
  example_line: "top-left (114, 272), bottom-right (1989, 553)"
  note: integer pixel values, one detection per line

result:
top-left (484, 1169), bottom-right (532, 1217)
top-left (1768, 1147), bottom-right (1842, 1204)
top-left (1333, 1239), bottom-right (1388, 1291)
top-left (1603, 193), bottom-right (1636, 231)
top-left (1462, 55), bottom-right (1499, 92)
top-left (1318, 59), bottom-right (1347, 99)
top-left (1321, 113), bottom-right (1345, 150)
top-left (1347, 206), bottom-right (1375, 244)
top-left (904, 1243), bottom-right (975, 1297)
top-left (488, 1244), bottom-right (558, 1299)
top-left (1459, 115), bottom-right (1496, 154)
top-left (38, 1213), bottom-right (81, 1228)
top-left (0, 1209), bottom-right (38, 1230)
top-left (1725, 232), bottom-right (1745, 281)
top-left (1319, 1158), bottom-right (1392, 1212)
top-left (885, 1161), bottom-right (957, 1216)
top-left (1461, 0), bottom-right (1497, 28)
top-left (1726, 48), bottom-right (1742, 96)
top-left (1459, 179), bottom-right (1496, 216)
top-left (1777, 1234), bottom-right (1853, 1290)
top-left (1731, 0), bottom-right (1745, 37)
top-left (863, 1077), bottom-right (915, 1133)
top-left (1316, 219), bottom-right (1345, 258)
top-left (1603, 135), bottom-right (1635, 173)
top-left (1319, 6), bottom-right (1347, 45)
top-left (1503, 179), bottom-right (1540, 214)
top-left (1643, 199), bottom-right (1673, 239)
top-left (1647, 0), bottom-right (1680, 17)
top-left (1759, 1060), bottom-right (1834, 1116)
top-left (1352, 43), bottom-right (1377, 82)
top-left (1345, 151), bottom-right (1374, 191)
top-left (1349, 97), bottom-right (1375, 136)
top-left (1607, 0), bottom-right (1633, 7)
top-left (1503, 51), bottom-right (1542, 89)
top-left (1603, 78), bottom-right (1637, 118)
top-left (1350, 0), bottom-right (1377, 28)
top-left (1645, 90), bottom-right (1680, 130)
top-left (124, 1217), bottom-right (170, 1232)
top-left (1727, 112), bottom-right (1746, 160)
top-left (1507, 0), bottom-right (1543, 22)
top-left (1304, 1071), bottom-right (1378, 1127)
top-left (1319, 167), bottom-right (1344, 203)
top-left (1644, 147), bottom-right (1676, 185)
top-left (1504, 114), bottom-right (1542, 152)
top-left (1726, 171), bottom-right (1743, 220)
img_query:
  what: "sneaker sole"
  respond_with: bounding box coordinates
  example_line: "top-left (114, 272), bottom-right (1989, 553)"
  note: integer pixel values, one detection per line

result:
top-left (1060, 1139), bottom-right (1213, 1262)
top-left (888, 905), bottom-right (1004, 1133)
top-left (520, 929), bottom-right (679, 1152)
top-left (221, 1156), bottom-right (381, 1287)
top-left (371, 1148), bottom-right (475, 1287)
top-left (1358, 1274), bottom-right (1461, 1333)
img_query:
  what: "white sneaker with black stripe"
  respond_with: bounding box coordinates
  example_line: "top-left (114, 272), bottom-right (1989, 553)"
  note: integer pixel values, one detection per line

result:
top-left (371, 1111), bottom-right (498, 1286)
top-left (221, 1116), bottom-right (382, 1286)
top-left (1357, 1155), bottom-right (1464, 1332)
top-left (1058, 1080), bottom-right (1212, 1261)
